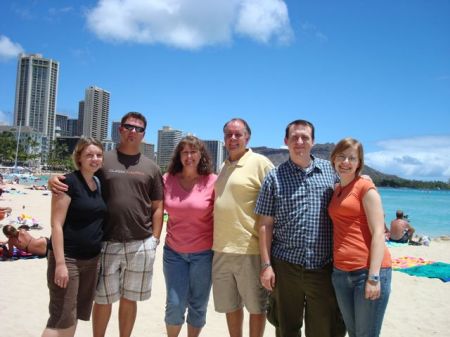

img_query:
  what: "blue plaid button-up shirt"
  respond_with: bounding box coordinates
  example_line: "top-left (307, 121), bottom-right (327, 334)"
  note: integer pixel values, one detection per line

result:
top-left (255, 156), bottom-right (338, 269)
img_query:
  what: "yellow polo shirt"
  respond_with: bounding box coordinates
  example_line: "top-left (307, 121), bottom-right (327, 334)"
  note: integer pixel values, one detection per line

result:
top-left (213, 149), bottom-right (274, 254)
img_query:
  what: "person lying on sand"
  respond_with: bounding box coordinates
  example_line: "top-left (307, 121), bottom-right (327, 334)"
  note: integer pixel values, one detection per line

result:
top-left (30, 184), bottom-right (48, 191)
top-left (2, 224), bottom-right (49, 257)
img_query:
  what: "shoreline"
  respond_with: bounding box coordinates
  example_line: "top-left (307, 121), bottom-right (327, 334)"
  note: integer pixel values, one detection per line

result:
top-left (1, 184), bottom-right (450, 337)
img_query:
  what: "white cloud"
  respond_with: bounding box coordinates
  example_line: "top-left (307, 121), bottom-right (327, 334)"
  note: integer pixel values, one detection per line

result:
top-left (235, 0), bottom-right (292, 44)
top-left (86, 0), bottom-right (292, 49)
top-left (365, 135), bottom-right (450, 181)
top-left (0, 35), bottom-right (24, 61)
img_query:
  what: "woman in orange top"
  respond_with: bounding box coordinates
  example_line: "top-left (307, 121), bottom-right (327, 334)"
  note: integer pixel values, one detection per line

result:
top-left (328, 138), bottom-right (391, 337)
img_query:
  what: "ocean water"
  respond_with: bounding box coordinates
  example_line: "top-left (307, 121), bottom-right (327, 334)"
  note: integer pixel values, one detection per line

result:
top-left (379, 188), bottom-right (450, 237)
top-left (3, 174), bottom-right (50, 186)
top-left (3, 175), bottom-right (448, 237)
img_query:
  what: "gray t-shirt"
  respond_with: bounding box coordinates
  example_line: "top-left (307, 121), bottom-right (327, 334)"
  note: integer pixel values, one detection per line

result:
top-left (98, 149), bottom-right (164, 242)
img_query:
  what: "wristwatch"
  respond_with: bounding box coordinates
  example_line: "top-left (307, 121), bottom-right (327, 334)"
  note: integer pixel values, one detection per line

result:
top-left (261, 262), bottom-right (272, 270)
top-left (367, 274), bottom-right (380, 283)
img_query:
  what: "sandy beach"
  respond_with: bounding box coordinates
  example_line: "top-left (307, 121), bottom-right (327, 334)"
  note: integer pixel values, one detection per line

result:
top-left (1, 184), bottom-right (449, 337)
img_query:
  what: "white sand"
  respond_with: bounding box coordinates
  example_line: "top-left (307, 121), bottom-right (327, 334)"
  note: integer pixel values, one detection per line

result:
top-left (1, 185), bottom-right (449, 336)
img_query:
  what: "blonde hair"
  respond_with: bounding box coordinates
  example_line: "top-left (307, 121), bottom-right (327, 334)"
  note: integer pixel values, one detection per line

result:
top-left (72, 137), bottom-right (104, 170)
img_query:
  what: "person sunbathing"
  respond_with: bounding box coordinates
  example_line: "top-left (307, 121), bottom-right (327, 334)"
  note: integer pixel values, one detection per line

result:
top-left (2, 224), bottom-right (49, 257)
top-left (32, 184), bottom-right (48, 191)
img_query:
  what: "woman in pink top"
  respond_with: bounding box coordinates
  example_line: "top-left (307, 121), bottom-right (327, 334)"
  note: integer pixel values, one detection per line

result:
top-left (328, 138), bottom-right (391, 337)
top-left (163, 135), bottom-right (217, 337)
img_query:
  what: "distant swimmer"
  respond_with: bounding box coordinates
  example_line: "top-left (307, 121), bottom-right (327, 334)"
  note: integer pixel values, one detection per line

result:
top-left (389, 210), bottom-right (415, 243)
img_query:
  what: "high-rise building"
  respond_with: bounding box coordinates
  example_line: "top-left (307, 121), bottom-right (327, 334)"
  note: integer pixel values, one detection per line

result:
top-left (140, 142), bottom-right (155, 161)
top-left (157, 126), bottom-right (183, 169)
top-left (102, 138), bottom-right (116, 152)
top-left (55, 113), bottom-right (68, 137)
top-left (13, 53), bottom-right (59, 146)
top-left (203, 139), bottom-right (225, 173)
top-left (111, 121), bottom-right (121, 144)
top-left (82, 86), bottom-right (110, 141)
top-left (67, 118), bottom-right (79, 137)
top-left (77, 100), bottom-right (84, 136)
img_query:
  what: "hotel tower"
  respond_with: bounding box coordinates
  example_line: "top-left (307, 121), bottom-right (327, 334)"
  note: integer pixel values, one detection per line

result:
top-left (14, 53), bottom-right (59, 145)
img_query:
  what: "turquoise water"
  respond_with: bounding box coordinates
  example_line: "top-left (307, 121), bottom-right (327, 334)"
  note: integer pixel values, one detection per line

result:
top-left (379, 188), bottom-right (450, 237)
top-left (3, 174), bottom-right (50, 186)
top-left (3, 176), bottom-right (448, 237)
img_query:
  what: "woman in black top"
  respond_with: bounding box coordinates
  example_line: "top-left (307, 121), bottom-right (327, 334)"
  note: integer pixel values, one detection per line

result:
top-left (42, 137), bottom-right (106, 337)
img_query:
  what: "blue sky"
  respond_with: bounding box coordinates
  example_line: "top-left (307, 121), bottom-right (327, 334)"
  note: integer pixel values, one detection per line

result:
top-left (0, 0), bottom-right (449, 181)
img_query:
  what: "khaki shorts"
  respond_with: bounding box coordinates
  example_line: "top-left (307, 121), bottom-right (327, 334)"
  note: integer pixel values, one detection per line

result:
top-left (46, 251), bottom-right (100, 329)
top-left (212, 252), bottom-right (267, 314)
top-left (95, 237), bottom-right (157, 304)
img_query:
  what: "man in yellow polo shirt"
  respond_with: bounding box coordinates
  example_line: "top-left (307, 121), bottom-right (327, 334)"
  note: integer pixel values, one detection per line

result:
top-left (212, 118), bottom-right (274, 337)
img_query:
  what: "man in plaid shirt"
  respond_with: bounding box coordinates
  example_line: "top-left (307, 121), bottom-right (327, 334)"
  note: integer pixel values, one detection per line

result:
top-left (255, 119), bottom-right (346, 337)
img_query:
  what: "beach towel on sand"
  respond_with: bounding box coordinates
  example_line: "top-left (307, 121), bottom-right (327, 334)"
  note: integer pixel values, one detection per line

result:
top-left (396, 262), bottom-right (450, 282)
top-left (1, 247), bottom-right (44, 261)
top-left (392, 256), bottom-right (435, 269)
top-left (386, 241), bottom-right (408, 248)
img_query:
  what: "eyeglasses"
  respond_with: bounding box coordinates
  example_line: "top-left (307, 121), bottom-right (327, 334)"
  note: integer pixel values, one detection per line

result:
top-left (122, 123), bottom-right (145, 133)
top-left (224, 132), bottom-right (245, 139)
top-left (335, 154), bottom-right (359, 163)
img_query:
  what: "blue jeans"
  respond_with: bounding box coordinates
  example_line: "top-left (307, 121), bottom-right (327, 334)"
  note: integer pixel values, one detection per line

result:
top-left (163, 245), bottom-right (213, 328)
top-left (332, 267), bottom-right (392, 337)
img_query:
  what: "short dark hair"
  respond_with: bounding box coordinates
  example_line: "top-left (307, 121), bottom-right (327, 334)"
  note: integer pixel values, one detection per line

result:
top-left (330, 137), bottom-right (365, 177)
top-left (285, 119), bottom-right (315, 141)
top-left (396, 210), bottom-right (404, 219)
top-left (167, 136), bottom-right (213, 175)
top-left (223, 118), bottom-right (252, 137)
top-left (121, 111), bottom-right (147, 130)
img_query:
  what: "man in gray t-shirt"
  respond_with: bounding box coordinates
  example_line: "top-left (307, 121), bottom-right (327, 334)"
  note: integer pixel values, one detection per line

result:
top-left (50, 112), bottom-right (163, 337)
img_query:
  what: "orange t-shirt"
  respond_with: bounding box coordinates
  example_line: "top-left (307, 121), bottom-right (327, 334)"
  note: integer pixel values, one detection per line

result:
top-left (328, 177), bottom-right (391, 271)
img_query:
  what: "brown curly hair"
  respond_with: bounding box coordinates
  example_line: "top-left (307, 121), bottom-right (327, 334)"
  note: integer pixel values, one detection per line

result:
top-left (167, 136), bottom-right (213, 175)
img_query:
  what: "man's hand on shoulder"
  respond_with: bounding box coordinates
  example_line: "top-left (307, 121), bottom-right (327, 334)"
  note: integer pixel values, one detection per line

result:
top-left (48, 175), bottom-right (68, 196)
top-left (361, 174), bottom-right (373, 182)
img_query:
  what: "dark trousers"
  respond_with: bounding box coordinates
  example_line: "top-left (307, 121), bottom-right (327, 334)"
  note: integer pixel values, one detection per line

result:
top-left (268, 257), bottom-right (346, 337)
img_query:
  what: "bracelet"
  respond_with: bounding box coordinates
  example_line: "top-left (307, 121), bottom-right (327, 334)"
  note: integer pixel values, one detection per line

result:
top-left (261, 262), bottom-right (272, 270)
top-left (367, 274), bottom-right (380, 283)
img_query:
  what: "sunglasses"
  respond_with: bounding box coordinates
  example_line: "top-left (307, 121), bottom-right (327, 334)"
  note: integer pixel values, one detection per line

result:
top-left (122, 123), bottom-right (145, 133)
